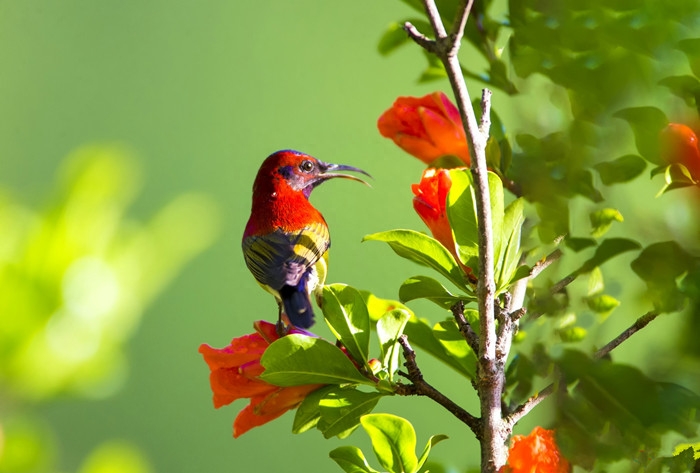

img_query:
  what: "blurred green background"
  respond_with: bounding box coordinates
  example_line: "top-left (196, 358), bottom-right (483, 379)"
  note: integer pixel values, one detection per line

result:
top-left (1, 1), bottom-right (699, 472)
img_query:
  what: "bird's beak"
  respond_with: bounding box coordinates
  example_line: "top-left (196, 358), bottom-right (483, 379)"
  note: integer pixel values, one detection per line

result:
top-left (318, 162), bottom-right (372, 186)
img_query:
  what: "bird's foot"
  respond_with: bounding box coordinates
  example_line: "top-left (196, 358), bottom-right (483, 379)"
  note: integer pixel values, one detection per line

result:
top-left (275, 320), bottom-right (290, 337)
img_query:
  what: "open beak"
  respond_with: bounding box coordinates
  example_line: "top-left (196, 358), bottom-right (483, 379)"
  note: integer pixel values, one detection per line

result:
top-left (318, 162), bottom-right (372, 186)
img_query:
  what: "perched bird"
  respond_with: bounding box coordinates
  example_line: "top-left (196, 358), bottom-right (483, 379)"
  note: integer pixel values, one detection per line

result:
top-left (242, 150), bottom-right (370, 332)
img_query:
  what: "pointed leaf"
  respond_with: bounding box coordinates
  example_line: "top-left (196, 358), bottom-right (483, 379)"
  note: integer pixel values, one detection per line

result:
top-left (360, 292), bottom-right (471, 377)
top-left (399, 275), bottom-right (473, 309)
top-left (330, 446), bottom-right (380, 473)
top-left (589, 208), bottom-right (623, 238)
top-left (575, 238), bottom-right (641, 275)
top-left (376, 309), bottom-right (411, 379)
top-left (361, 414), bottom-right (418, 473)
top-left (446, 169), bottom-right (504, 273)
top-left (261, 335), bottom-right (373, 386)
top-left (496, 198), bottom-right (524, 291)
top-left (293, 385), bottom-right (335, 434)
top-left (416, 434), bottom-right (449, 472)
top-left (433, 318), bottom-right (478, 379)
top-left (363, 230), bottom-right (468, 289)
top-left (594, 155), bottom-right (647, 185)
top-left (318, 388), bottom-right (385, 439)
top-left (323, 284), bottom-right (371, 367)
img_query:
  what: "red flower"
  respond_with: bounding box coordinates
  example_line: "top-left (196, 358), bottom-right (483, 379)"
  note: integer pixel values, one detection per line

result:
top-left (499, 427), bottom-right (571, 473)
top-left (412, 168), bottom-right (457, 257)
top-left (378, 92), bottom-right (471, 165)
top-left (199, 320), bottom-right (323, 438)
top-left (660, 123), bottom-right (700, 181)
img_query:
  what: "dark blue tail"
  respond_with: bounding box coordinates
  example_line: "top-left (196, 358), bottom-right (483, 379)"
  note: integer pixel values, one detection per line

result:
top-left (280, 284), bottom-right (315, 328)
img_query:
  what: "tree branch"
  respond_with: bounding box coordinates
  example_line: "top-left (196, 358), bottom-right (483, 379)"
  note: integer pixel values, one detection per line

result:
top-left (451, 300), bottom-right (480, 355)
top-left (594, 311), bottom-right (660, 360)
top-left (396, 335), bottom-right (482, 435)
top-left (505, 310), bottom-right (662, 427)
top-left (407, 0), bottom-right (503, 469)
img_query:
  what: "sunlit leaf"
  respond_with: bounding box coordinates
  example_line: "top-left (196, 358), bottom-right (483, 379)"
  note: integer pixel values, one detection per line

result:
top-left (433, 318), bottom-right (477, 379)
top-left (261, 335), bottom-right (373, 386)
top-left (323, 284), bottom-right (371, 367)
top-left (363, 230), bottom-right (469, 289)
top-left (318, 388), bottom-right (385, 439)
top-left (361, 414), bottom-right (419, 473)
top-left (399, 275), bottom-right (472, 309)
top-left (376, 309), bottom-right (411, 379)
top-left (293, 386), bottom-right (334, 434)
top-left (329, 446), bottom-right (380, 473)
top-left (589, 208), bottom-right (623, 238)
top-left (416, 434), bottom-right (449, 472)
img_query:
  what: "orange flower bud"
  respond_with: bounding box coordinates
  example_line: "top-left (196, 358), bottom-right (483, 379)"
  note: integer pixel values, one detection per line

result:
top-left (500, 427), bottom-right (571, 473)
top-left (199, 321), bottom-right (323, 437)
top-left (378, 92), bottom-right (471, 165)
top-left (660, 123), bottom-right (700, 181)
top-left (412, 168), bottom-right (457, 257)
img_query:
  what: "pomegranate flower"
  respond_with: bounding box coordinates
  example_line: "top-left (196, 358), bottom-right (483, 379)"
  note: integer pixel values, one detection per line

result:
top-left (412, 168), bottom-right (458, 258)
top-left (500, 427), bottom-right (571, 473)
top-left (378, 92), bottom-right (471, 165)
top-left (199, 320), bottom-right (323, 438)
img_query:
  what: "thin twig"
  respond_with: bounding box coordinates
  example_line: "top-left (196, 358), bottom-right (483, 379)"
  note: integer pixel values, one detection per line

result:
top-left (403, 22), bottom-right (435, 51)
top-left (529, 249), bottom-right (563, 280)
top-left (396, 336), bottom-right (482, 435)
top-left (505, 310), bottom-right (662, 427)
top-left (451, 300), bottom-right (480, 355)
top-left (594, 311), bottom-right (660, 360)
top-left (448, 0), bottom-right (475, 53)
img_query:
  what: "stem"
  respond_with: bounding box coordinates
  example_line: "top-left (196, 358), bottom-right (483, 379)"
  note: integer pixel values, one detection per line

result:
top-left (406, 0), bottom-right (504, 469)
top-left (505, 310), bottom-right (662, 427)
top-left (397, 336), bottom-right (482, 434)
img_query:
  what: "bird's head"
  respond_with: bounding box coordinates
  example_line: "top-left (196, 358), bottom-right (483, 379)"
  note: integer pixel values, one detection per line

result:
top-left (255, 150), bottom-right (371, 198)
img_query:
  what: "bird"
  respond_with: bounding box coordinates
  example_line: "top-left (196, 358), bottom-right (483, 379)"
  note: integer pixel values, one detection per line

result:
top-left (242, 149), bottom-right (370, 333)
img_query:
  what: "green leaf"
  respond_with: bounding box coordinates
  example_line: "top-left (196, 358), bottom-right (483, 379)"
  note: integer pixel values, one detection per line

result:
top-left (587, 267), bottom-right (604, 296)
top-left (566, 237), bottom-right (597, 252)
top-left (293, 386), bottom-right (335, 434)
top-left (376, 309), bottom-right (411, 379)
top-left (631, 241), bottom-right (699, 312)
top-left (658, 75), bottom-right (700, 108)
top-left (558, 326), bottom-right (587, 343)
top-left (594, 155), bottom-right (647, 185)
top-left (416, 434), bottom-right (449, 472)
top-left (323, 284), bottom-right (371, 367)
top-left (657, 163), bottom-right (698, 195)
top-left (399, 275), bottom-right (472, 309)
top-left (433, 318), bottom-right (478, 379)
top-left (318, 388), bottom-right (385, 439)
top-left (446, 169), bottom-right (504, 274)
top-left (359, 292), bottom-right (472, 377)
top-left (575, 238), bottom-right (642, 275)
top-left (554, 350), bottom-right (700, 465)
top-left (363, 230), bottom-right (468, 289)
top-left (261, 335), bottom-right (373, 386)
top-left (535, 198), bottom-right (569, 243)
top-left (496, 198), bottom-right (524, 291)
top-left (329, 446), bottom-right (380, 473)
top-left (361, 414), bottom-right (418, 473)
top-left (585, 294), bottom-right (620, 316)
top-left (677, 38), bottom-right (700, 78)
top-left (614, 107), bottom-right (669, 163)
top-left (589, 208), bottom-right (623, 238)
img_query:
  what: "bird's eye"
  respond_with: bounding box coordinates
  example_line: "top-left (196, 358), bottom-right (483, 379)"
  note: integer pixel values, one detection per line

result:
top-left (300, 160), bottom-right (315, 173)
